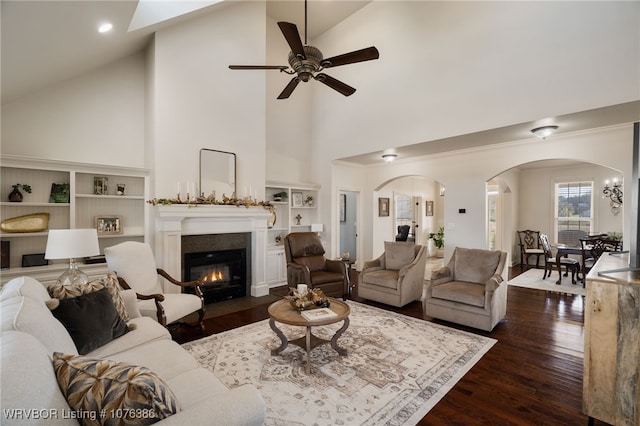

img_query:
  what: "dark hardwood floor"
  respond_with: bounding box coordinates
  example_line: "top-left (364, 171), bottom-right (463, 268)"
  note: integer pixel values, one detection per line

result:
top-left (171, 267), bottom-right (609, 426)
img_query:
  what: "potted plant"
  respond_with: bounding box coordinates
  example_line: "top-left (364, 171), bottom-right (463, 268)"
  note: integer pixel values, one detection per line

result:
top-left (428, 227), bottom-right (445, 257)
top-left (608, 232), bottom-right (622, 241)
top-left (305, 195), bottom-right (314, 206)
top-left (273, 191), bottom-right (288, 202)
top-left (8, 183), bottom-right (32, 202)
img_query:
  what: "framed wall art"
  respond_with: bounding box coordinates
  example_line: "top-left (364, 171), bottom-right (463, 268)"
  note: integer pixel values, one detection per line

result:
top-left (339, 194), bottom-right (346, 222)
top-left (426, 201), bottom-right (434, 216)
top-left (292, 191), bottom-right (304, 207)
top-left (94, 176), bottom-right (108, 195)
top-left (378, 197), bottom-right (390, 217)
top-left (49, 183), bottom-right (70, 203)
top-left (96, 215), bottom-right (122, 235)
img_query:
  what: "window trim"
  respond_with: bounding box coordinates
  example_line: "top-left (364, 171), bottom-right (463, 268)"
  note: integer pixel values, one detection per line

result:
top-left (553, 179), bottom-right (594, 245)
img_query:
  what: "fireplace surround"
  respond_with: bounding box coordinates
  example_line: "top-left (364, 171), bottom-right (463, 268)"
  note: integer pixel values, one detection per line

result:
top-left (154, 205), bottom-right (271, 298)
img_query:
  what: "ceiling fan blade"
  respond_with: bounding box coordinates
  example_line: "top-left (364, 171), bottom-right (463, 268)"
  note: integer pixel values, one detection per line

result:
top-left (229, 65), bottom-right (288, 70)
top-left (314, 73), bottom-right (356, 97)
top-left (321, 46), bottom-right (379, 68)
top-left (277, 77), bottom-right (300, 99)
top-left (277, 22), bottom-right (306, 59)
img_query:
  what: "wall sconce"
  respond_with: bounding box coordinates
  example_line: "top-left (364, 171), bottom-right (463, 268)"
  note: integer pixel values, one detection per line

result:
top-left (439, 184), bottom-right (445, 197)
top-left (531, 125), bottom-right (559, 140)
top-left (603, 178), bottom-right (623, 215)
top-left (382, 154), bottom-right (397, 163)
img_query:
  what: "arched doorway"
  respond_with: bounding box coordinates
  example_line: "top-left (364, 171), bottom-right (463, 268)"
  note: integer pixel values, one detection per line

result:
top-left (491, 159), bottom-right (623, 267)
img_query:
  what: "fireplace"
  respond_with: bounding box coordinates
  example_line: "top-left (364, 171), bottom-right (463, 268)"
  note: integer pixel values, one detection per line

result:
top-left (155, 205), bottom-right (271, 298)
top-left (184, 249), bottom-right (247, 303)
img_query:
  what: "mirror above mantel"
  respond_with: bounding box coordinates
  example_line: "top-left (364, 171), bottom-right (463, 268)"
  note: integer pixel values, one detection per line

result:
top-left (199, 148), bottom-right (236, 198)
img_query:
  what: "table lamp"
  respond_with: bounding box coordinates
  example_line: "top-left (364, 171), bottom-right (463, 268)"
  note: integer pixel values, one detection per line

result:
top-left (45, 229), bottom-right (100, 286)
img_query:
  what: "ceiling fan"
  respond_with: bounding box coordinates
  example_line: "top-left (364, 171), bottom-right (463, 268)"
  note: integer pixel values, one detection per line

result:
top-left (229, 1), bottom-right (379, 99)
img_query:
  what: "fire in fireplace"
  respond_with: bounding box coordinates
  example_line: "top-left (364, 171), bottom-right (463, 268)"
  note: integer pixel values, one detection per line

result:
top-left (183, 249), bottom-right (247, 303)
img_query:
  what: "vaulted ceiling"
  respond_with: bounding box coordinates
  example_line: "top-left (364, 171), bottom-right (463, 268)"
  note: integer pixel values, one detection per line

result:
top-left (2, 1), bottom-right (638, 165)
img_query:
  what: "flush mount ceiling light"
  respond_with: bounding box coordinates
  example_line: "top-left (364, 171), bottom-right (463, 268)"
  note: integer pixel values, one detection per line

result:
top-left (382, 154), bottom-right (397, 163)
top-left (531, 125), bottom-right (559, 140)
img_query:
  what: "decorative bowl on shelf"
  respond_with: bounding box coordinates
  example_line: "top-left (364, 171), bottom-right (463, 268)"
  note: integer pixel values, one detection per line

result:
top-left (286, 287), bottom-right (330, 311)
top-left (0, 213), bottom-right (50, 233)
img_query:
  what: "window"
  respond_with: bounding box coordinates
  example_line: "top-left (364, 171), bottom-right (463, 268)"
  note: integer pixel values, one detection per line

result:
top-left (555, 181), bottom-right (593, 244)
top-left (395, 194), bottom-right (413, 221)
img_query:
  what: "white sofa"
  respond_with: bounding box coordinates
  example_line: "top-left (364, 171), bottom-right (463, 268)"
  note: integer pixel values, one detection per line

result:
top-left (0, 276), bottom-right (265, 426)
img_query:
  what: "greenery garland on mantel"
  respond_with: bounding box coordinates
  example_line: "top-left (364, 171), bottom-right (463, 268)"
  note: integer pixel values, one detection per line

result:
top-left (147, 192), bottom-right (275, 211)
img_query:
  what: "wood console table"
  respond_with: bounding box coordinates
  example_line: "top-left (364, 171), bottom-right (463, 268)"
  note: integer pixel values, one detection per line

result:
top-left (583, 253), bottom-right (640, 425)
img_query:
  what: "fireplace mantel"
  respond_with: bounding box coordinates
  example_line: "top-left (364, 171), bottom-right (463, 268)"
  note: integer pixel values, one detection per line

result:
top-left (154, 205), bottom-right (271, 297)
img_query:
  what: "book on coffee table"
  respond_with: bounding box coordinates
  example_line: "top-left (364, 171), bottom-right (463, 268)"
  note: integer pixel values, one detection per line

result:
top-left (300, 307), bottom-right (337, 321)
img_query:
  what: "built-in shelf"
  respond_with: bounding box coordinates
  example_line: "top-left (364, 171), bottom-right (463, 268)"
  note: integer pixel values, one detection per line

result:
top-left (0, 155), bottom-right (149, 279)
top-left (264, 181), bottom-right (321, 287)
top-left (0, 202), bottom-right (70, 207)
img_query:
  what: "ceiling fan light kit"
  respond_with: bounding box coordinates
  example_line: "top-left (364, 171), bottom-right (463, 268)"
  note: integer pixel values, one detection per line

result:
top-left (229, 1), bottom-right (379, 99)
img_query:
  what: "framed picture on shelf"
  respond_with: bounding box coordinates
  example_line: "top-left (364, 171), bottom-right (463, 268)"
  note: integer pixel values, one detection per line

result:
top-left (339, 194), bottom-right (346, 222)
top-left (378, 197), bottom-right (390, 217)
top-left (96, 215), bottom-right (122, 235)
top-left (426, 201), bottom-right (434, 216)
top-left (292, 191), bottom-right (303, 207)
top-left (94, 176), bottom-right (108, 195)
top-left (49, 183), bottom-right (70, 203)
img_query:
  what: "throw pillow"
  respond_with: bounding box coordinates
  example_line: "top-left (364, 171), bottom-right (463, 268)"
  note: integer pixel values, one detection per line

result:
top-left (384, 241), bottom-right (416, 270)
top-left (52, 352), bottom-right (179, 426)
top-left (48, 272), bottom-right (130, 323)
top-left (51, 288), bottom-right (128, 355)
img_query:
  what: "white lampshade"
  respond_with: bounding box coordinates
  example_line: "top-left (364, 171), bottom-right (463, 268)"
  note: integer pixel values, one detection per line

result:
top-left (45, 229), bottom-right (100, 287)
top-left (311, 223), bottom-right (324, 233)
top-left (45, 229), bottom-right (100, 259)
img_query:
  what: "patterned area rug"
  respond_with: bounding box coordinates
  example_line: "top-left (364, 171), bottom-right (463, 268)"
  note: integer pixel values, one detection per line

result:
top-left (508, 268), bottom-right (585, 296)
top-left (182, 301), bottom-right (496, 425)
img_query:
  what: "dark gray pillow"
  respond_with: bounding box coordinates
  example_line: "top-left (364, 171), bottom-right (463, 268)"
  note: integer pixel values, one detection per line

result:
top-left (51, 287), bottom-right (128, 355)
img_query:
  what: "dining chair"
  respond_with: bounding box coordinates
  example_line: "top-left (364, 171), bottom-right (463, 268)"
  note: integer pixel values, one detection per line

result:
top-left (540, 233), bottom-right (579, 284)
top-left (579, 237), bottom-right (622, 284)
top-left (517, 230), bottom-right (544, 270)
top-left (395, 225), bottom-right (410, 242)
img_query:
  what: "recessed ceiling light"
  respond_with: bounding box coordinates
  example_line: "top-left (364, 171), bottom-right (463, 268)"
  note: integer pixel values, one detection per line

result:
top-left (98, 22), bottom-right (113, 33)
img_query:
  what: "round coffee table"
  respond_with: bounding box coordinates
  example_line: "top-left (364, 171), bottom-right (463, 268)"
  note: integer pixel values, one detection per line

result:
top-left (268, 298), bottom-right (350, 374)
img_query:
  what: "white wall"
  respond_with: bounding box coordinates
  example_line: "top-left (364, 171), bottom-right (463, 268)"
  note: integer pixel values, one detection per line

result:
top-left (340, 124), bottom-right (635, 266)
top-left (312, 1), bottom-right (638, 158)
top-left (518, 162), bottom-right (623, 238)
top-left (312, 1), bottom-right (638, 260)
top-left (2, 1), bottom-right (637, 269)
top-left (1, 53), bottom-right (146, 167)
top-left (265, 15), bottom-right (314, 184)
top-left (151, 1), bottom-right (267, 200)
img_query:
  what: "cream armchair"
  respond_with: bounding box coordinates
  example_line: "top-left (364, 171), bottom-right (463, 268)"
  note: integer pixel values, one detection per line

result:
top-left (104, 241), bottom-right (204, 329)
top-left (358, 242), bottom-right (427, 307)
top-left (423, 247), bottom-right (507, 331)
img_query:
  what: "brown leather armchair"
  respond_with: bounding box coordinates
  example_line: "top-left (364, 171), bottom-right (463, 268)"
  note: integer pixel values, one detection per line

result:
top-left (283, 232), bottom-right (349, 299)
